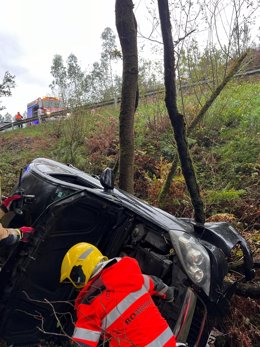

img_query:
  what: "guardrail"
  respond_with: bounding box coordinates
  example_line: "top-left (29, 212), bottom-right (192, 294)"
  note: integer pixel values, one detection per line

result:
top-left (0, 111), bottom-right (69, 132)
top-left (1, 67), bottom-right (259, 133)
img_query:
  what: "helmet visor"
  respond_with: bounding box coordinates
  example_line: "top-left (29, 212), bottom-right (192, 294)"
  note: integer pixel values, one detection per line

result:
top-left (66, 265), bottom-right (86, 289)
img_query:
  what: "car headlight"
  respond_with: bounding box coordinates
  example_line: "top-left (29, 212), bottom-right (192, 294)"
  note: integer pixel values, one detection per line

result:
top-left (169, 230), bottom-right (211, 295)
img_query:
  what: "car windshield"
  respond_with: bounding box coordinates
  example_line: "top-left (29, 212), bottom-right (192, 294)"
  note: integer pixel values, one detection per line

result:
top-left (34, 161), bottom-right (72, 175)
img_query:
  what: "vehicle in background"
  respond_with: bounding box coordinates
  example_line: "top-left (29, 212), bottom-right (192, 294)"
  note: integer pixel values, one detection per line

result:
top-left (27, 96), bottom-right (63, 124)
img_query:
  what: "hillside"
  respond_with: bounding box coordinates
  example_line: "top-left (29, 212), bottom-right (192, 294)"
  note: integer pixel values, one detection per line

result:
top-left (0, 81), bottom-right (259, 235)
top-left (0, 79), bottom-right (259, 345)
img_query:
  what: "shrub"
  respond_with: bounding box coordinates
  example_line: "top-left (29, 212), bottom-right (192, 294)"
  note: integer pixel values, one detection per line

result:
top-left (83, 114), bottom-right (119, 174)
top-left (204, 189), bottom-right (246, 215)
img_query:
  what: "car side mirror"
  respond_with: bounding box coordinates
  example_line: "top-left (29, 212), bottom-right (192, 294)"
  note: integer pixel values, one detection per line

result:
top-left (100, 168), bottom-right (114, 191)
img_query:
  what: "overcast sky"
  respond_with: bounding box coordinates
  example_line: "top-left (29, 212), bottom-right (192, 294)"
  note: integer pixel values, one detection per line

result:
top-left (0, 0), bottom-right (129, 117)
top-left (1, 0), bottom-right (259, 118)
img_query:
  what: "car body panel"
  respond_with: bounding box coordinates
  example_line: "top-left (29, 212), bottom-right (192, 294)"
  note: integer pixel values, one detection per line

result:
top-left (0, 158), bottom-right (255, 347)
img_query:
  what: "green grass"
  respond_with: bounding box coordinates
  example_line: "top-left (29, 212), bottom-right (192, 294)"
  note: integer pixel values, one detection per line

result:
top-left (0, 78), bottom-right (259, 223)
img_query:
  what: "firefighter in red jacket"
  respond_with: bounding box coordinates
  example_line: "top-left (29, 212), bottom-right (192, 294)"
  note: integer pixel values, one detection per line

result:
top-left (60, 242), bottom-right (177, 347)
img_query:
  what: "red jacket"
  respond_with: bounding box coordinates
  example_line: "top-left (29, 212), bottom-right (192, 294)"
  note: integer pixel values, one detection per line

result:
top-left (15, 113), bottom-right (23, 120)
top-left (73, 256), bottom-right (176, 347)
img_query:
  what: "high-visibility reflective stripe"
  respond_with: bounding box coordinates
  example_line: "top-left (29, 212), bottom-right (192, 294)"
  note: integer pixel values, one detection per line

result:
top-left (79, 248), bottom-right (93, 260)
top-left (146, 326), bottom-right (174, 347)
top-left (73, 327), bottom-right (101, 342)
top-left (101, 285), bottom-right (147, 329)
top-left (142, 274), bottom-right (151, 291)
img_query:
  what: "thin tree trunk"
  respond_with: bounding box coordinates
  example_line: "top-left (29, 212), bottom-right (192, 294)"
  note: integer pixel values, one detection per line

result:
top-left (158, 153), bottom-right (179, 204)
top-left (116, 0), bottom-right (138, 193)
top-left (188, 52), bottom-right (247, 133)
top-left (159, 52), bottom-right (248, 204)
top-left (157, 0), bottom-right (205, 224)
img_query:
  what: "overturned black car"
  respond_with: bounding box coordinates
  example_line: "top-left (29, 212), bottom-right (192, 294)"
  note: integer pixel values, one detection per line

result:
top-left (0, 158), bottom-right (255, 347)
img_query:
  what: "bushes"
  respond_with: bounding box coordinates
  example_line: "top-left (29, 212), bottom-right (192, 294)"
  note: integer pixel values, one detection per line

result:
top-left (216, 296), bottom-right (260, 347)
top-left (0, 80), bottom-right (258, 231)
top-left (204, 189), bottom-right (246, 214)
top-left (83, 113), bottom-right (119, 174)
top-left (52, 113), bottom-right (87, 167)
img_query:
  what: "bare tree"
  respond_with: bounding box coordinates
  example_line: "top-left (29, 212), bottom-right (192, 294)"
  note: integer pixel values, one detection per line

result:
top-left (156, 0), bottom-right (258, 203)
top-left (116, 0), bottom-right (139, 193)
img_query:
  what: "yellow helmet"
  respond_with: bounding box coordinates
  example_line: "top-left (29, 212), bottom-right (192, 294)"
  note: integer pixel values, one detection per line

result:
top-left (60, 242), bottom-right (108, 288)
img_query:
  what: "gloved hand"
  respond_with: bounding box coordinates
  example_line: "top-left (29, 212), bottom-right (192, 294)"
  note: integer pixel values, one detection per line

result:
top-left (19, 226), bottom-right (35, 243)
top-left (0, 194), bottom-right (22, 213)
top-left (150, 275), bottom-right (178, 303)
top-left (165, 286), bottom-right (178, 302)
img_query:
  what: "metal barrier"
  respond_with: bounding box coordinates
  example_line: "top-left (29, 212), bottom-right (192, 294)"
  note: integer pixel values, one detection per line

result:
top-left (0, 112), bottom-right (67, 132)
top-left (1, 68), bottom-right (259, 132)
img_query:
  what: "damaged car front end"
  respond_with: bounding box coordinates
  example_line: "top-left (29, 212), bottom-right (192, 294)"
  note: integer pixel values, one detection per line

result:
top-left (0, 158), bottom-right (255, 347)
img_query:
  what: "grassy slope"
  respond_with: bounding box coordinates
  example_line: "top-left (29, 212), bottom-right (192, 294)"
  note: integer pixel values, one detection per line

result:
top-left (0, 81), bottom-right (259, 225)
top-left (0, 80), bottom-right (259, 345)
top-left (0, 124), bottom-right (59, 194)
top-left (0, 81), bottom-right (259, 226)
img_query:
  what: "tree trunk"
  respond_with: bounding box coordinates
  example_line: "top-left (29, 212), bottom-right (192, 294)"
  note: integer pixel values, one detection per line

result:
top-left (116, 0), bottom-right (138, 194)
top-left (158, 153), bottom-right (179, 205)
top-left (157, 0), bottom-right (205, 224)
top-left (159, 52), bottom-right (248, 204)
top-left (188, 52), bottom-right (247, 133)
